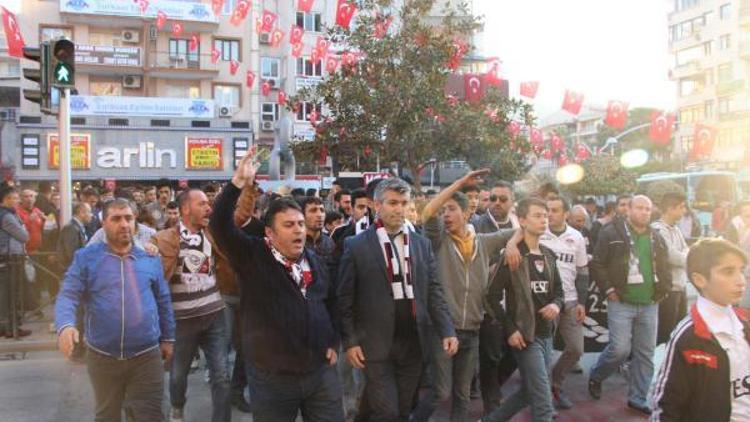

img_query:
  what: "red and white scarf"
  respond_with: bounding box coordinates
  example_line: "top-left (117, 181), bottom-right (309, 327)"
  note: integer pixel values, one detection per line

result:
top-left (266, 238), bottom-right (314, 298)
top-left (375, 219), bottom-right (414, 300)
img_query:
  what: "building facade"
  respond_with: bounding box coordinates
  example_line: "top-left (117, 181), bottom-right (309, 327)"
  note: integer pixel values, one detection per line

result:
top-left (668, 0), bottom-right (750, 168)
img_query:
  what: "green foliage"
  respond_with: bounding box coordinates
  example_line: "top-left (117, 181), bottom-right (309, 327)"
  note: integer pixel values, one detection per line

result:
top-left (565, 155), bottom-right (637, 196)
top-left (643, 180), bottom-right (684, 206)
top-left (291, 0), bottom-right (532, 188)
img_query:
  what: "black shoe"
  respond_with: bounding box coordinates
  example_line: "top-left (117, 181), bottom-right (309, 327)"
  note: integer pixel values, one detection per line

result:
top-left (588, 378), bottom-right (602, 400)
top-left (231, 395), bottom-right (251, 413)
top-left (627, 401), bottom-right (652, 415)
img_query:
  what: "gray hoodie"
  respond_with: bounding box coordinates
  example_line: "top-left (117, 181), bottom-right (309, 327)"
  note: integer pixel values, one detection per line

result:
top-left (651, 219), bottom-right (688, 291)
top-left (423, 216), bottom-right (513, 331)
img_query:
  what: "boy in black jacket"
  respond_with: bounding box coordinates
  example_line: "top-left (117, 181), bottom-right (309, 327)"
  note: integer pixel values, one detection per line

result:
top-left (651, 238), bottom-right (750, 422)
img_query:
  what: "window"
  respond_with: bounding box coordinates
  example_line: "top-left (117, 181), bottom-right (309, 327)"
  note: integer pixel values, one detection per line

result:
top-left (296, 57), bottom-right (322, 77)
top-left (40, 26), bottom-right (72, 43)
top-left (296, 12), bottom-right (322, 32)
top-left (703, 40), bottom-right (713, 55)
top-left (675, 45), bottom-right (702, 66)
top-left (169, 39), bottom-right (199, 67)
top-left (719, 3), bottom-right (730, 20)
top-left (90, 78), bottom-right (122, 96)
top-left (705, 68), bottom-right (714, 85)
top-left (674, 0), bottom-right (699, 12)
top-left (717, 63), bottom-right (732, 82)
top-left (222, 0), bottom-right (236, 15)
top-left (165, 83), bottom-right (200, 98)
top-left (261, 103), bottom-right (280, 122)
top-left (718, 97), bottom-right (731, 114)
top-left (213, 84), bottom-right (240, 107)
top-left (296, 102), bottom-right (321, 121)
top-left (261, 57), bottom-right (281, 79)
top-left (89, 30), bottom-right (130, 47)
top-left (704, 100), bottom-right (714, 118)
top-left (719, 34), bottom-right (730, 50)
top-left (679, 78), bottom-right (703, 96)
top-left (0, 61), bottom-right (20, 78)
top-left (214, 38), bottom-right (240, 61)
top-left (679, 106), bottom-right (702, 123)
top-left (703, 11), bottom-right (714, 25)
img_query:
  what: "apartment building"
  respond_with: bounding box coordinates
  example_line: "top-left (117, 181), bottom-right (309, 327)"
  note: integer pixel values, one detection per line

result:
top-left (669, 0), bottom-right (750, 168)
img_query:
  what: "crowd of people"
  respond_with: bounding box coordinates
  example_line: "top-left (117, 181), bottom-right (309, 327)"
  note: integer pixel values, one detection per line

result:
top-left (0, 148), bottom-right (747, 421)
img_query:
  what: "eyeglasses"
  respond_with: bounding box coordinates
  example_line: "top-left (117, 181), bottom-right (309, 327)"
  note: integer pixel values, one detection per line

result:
top-left (490, 195), bottom-right (509, 203)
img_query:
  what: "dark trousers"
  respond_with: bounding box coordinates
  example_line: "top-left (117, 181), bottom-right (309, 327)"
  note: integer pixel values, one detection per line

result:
top-left (362, 335), bottom-right (423, 421)
top-left (223, 297), bottom-right (247, 397)
top-left (170, 311), bottom-right (230, 422)
top-left (479, 318), bottom-right (517, 415)
top-left (247, 363), bottom-right (344, 422)
top-left (657, 290), bottom-right (688, 345)
top-left (86, 348), bottom-right (164, 422)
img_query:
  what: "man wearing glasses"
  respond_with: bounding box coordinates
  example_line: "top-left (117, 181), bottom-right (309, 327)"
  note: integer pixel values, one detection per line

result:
top-left (474, 181), bottom-right (520, 234)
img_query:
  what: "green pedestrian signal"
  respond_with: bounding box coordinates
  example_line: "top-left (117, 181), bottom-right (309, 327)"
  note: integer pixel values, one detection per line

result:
top-left (54, 62), bottom-right (73, 85)
top-left (49, 38), bottom-right (75, 89)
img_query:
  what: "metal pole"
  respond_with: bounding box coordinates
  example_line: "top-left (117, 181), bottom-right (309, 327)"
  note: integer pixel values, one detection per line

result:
top-left (58, 88), bottom-right (72, 226)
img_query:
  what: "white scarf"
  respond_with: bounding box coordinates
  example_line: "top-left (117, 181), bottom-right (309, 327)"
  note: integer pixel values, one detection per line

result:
top-left (179, 221), bottom-right (212, 273)
top-left (375, 219), bottom-right (414, 300)
top-left (266, 238), bottom-right (313, 298)
top-left (355, 215), bottom-right (371, 235)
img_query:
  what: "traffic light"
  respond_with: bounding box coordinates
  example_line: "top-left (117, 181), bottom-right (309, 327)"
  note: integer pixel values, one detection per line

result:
top-left (22, 42), bottom-right (51, 113)
top-left (49, 38), bottom-right (75, 89)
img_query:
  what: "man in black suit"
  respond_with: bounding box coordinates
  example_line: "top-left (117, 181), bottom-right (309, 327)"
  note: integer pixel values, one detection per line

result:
top-left (57, 202), bottom-right (92, 270)
top-left (338, 177), bottom-right (458, 421)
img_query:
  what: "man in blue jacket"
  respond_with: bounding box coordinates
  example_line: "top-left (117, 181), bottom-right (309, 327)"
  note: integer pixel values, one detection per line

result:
top-left (55, 198), bottom-right (175, 422)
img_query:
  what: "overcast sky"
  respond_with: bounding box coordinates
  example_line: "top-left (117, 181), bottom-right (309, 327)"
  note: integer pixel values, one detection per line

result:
top-left (475, 0), bottom-right (676, 117)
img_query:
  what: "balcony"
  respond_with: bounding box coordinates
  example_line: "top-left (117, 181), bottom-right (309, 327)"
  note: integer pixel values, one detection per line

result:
top-left (147, 52), bottom-right (219, 79)
top-left (716, 79), bottom-right (745, 95)
top-left (296, 76), bottom-right (323, 91)
top-left (75, 44), bottom-right (142, 76)
top-left (671, 61), bottom-right (702, 79)
top-left (718, 109), bottom-right (750, 122)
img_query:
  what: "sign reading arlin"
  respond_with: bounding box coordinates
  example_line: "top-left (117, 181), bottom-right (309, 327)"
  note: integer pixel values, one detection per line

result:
top-left (185, 137), bottom-right (223, 170)
top-left (48, 133), bottom-right (91, 169)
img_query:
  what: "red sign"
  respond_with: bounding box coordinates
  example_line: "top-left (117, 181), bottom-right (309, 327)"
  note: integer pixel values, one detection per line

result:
top-left (185, 137), bottom-right (223, 170)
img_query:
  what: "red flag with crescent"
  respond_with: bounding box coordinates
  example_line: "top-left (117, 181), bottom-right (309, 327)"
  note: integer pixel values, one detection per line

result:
top-left (188, 34), bottom-right (199, 52)
top-left (550, 133), bottom-right (565, 152)
top-left (261, 80), bottom-right (271, 96)
top-left (649, 111), bottom-right (675, 145)
top-left (277, 90), bottom-right (287, 106)
top-left (261, 10), bottom-right (277, 33)
top-left (172, 22), bottom-right (183, 37)
top-left (137, 0), bottom-right (149, 15)
top-left (574, 143), bottom-right (591, 161)
top-left (156, 10), bottom-right (167, 30)
top-left (289, 25), bottom-right (304, 45)
top-left (211, 47), bottom-right (221, 64)
top-left (1, 7), bottom-right (25, 58)
top-left (298, 0), bottom-right (315, 13)
top-left (605, 100), bottom-right (629, 129)
top-left (341, 51), bottom-right (359, 67)
top-left (270, 28), bottom-right (284, 48)
top-left (690, 124), bottom-right (717, 160)
top-left (308, 109), bottom-right (319, 126)
top-left (562, 90), bottom-right (584, 115)
top-left (230, 0), bottom-right (251, 26)
top-left (336, 0), bottom-right (356, 29)
top-left (520, 81), bottom-right (539, 98)
top-left (530, 127), bottom-right (544, 147)
top-left (325, 55), bottom-right (339, 73)
top-left (374, 15), bottom-right (393, 39)
top-left (229, 59), bottom-right (240, 75)
top-left (464, 74), bottom-right (485, 104)
top-left (246, 71), bottom-right (256, 88)
top-left (507, 121), bottom-right (521, 138)
top-left (291, 42), bottom-right (304, 58)
top-left (211, 0), bottom-right (224, 16)
top-left (315, 36), bottom-right (330, 56)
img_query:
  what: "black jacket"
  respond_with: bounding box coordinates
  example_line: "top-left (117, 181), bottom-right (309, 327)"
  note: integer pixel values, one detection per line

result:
top-left (590, 217), bottom-right (672, 301)
top-left (487, 241), bottom-right (565, 342)
top-left (651, 304), bottom-right (750, 422)
top-left (57, 219), bottom-right (87, 270)
top-left (337, 226), bottom-right (455, 361)
top-left (210, 183), bottom-right (338, 374)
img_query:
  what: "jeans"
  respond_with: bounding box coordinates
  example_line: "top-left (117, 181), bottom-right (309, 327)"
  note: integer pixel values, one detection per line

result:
top-left (248, 363), bottom-right (344, 422)
top-left (482, 336), bottom-right (554, 422)
top-left (551, 301), bottom-right (584, 391)
top-left (338, 345), bottom-right (364, 414)
top-left (479, 318), bottom-right (517, 414)
top-left (657, 290), bottom-right (687, 344)
top-left (222, 296), bottom-right (247, 398)
top-left (413, 330), bottom-right (479, 422)
top-left (0, 265), bottom-right (9, 332)
top-left (87, 348), bottom-right (164, 422)
top-left (170, 311), bottom-right (230, 422)
top-left (589, 300), bottom-right (657, 408)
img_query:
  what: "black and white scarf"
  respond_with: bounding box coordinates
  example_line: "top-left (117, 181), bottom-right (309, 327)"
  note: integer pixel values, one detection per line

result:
top-left (375, 219), bottom-right (414, 300)
top-left (266, 238), bottom-right (313, 298)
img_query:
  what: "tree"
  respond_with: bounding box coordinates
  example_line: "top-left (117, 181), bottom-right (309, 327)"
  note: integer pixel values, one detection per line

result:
top-left (564, 155), bottom-right (637, 196)
top-left (291, 0), bottom-right (532, 190)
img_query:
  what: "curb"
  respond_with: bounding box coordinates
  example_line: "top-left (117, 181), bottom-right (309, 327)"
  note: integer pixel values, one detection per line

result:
top-left (0, 339), bottom-right (57, 353)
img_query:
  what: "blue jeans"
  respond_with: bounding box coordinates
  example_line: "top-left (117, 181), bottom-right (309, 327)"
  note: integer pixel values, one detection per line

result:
top-left (248, 363), bottom-right (344, 422)
top-left (483, 336), bottom-right (554, 422)
top-left (589, 300), bottom-right (657, 408)
top-left (337, 345), bottom-right (364, 413)
top-left (170, 311), bottom-right (230, 422)
top-left (413, 330), bottom-right (479, 422)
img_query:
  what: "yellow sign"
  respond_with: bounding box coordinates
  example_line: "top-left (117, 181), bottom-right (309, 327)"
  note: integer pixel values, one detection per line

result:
top-left (185, 137), bottom-right (223, 170)
top-left (47, 134), bottom-right (91, 169)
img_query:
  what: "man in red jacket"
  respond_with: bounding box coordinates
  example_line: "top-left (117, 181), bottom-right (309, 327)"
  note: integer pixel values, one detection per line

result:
top-left (16, 188), bottom-right (44, 254)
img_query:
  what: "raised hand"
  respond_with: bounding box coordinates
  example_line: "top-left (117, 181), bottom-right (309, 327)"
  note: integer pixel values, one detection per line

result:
top-left (231, 146), bottom-right (261, 189)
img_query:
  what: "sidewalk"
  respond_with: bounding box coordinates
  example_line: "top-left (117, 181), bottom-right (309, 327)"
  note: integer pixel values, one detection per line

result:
top-left (0, 303), bottom-right (57, 355)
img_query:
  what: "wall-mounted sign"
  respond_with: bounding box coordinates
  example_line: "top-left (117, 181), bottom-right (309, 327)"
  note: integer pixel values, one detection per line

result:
top-left (97, 141), bottom-right (177, 169)
top-left (75, 44), bottom-right (141, 67)
top-left (185, 137), bottom-right (223, 170)
top-left (60, 0), bottom-right (218, 23)
top-left (232, 137), bottom-right (249, 169)
top-left (47, 133), bottom-right (91, 169)
top-left (70, 95), bottom-right (214, 118)
top-left (21, 135), bottom-right (40, 169)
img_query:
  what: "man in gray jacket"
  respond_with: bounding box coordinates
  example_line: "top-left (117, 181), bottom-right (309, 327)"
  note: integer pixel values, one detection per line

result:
top-left (0, 186), bottom-right (31, 338)
top-left (412, 170), bottom-right (521, 422)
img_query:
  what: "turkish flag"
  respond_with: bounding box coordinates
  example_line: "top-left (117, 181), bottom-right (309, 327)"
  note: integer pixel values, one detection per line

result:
top-left (211, 0), bottom-right (224, 16)
top-left (1, 7), bottom-right (25, 58)
top-left (520, 81), bottom-right (539, 98)
top-left (298, 0), bottom-right (315, 13)
top-left (229, 59), bottom-right (240, 75)
top-left (464, 74), bottom-right (485, 104)
top-left (507, 121), bottom-right (521, 138)
top-left (562, 90), bottom-right (584, 115)
top-left (311, 48), bottom-right (323, 64)
top-left (137, 0), bottom-right (149, 14)
top-left (230, 0), bottom-right (251, 26)
top-left (254, 15), bottom-right (263, 35)
top-left (448, 38), bottom-right (468, 70)
top-left (446, 94), bottom-right (458, 107)
top-left (315, 36), bottom-right (330, 56)
top-left (291, 42), bottom-right (304, 58)
top-left (374, 15), bottom-right (393, 39)
top-left (558, 154), bottom-right (569, 166)
top-left (690, 124), bottom-right (717, 160)
top-left (277, 90), bottom-right (287, 106)
top-left (530, 127), bottom-right (543, 147)
top-left (574, 143), bottom-right (591, 161)
top-left (270, 28), bottom-right (284, 48)
top-left (261, 80), bottom-right (271, 96)
top-left (550, 133), bottom-right (564, 152)
top-left (211, 47), bottom-right (221, 64)
top-left (605, 100), bottom-right (629, 129)
top-left (308, 109), bottom-right (319, 125)
top-left (336, 0), bottom-right (356, 29)
top-left (246, 71), bottom-right (256, 88)
top-left (156, 10), bottom-right (167, 30)
top-left (649, 111), bottom-right (675, 145)
top-left (172, 22), bottom-right (183, 37)
top-left (261, 10), bottom-right (277, 33)
top-left (484, 59), bottom-right (502, 87)
top-left (188, 34), bottom-right (199, 51)
top-left (341, 51), bottom-right (358, 67)
top-left (290, 25), bottom-right (304, 45)
top-left (325, 55), bottom-right (339, 73)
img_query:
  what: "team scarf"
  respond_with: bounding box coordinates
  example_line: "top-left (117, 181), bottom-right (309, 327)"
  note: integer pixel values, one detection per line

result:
top-left (179, 221), bottom-right (212, 264)
top-left (375, 219), bottom-right (413, 294)
top-left (266, 238), bottom-right (313, 298)
top-left (355, 215), bottom-right (370, 235)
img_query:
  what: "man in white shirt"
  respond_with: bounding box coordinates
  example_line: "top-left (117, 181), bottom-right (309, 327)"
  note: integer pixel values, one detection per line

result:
top-left (540, 196), bottom-right (589, 409)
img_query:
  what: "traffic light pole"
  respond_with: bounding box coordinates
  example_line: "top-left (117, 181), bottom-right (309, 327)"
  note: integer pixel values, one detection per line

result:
top-left (58, 88), bottom-right (72, 226)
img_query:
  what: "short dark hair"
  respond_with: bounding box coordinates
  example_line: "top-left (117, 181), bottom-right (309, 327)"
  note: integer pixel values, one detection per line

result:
top-left (81, 187), bottom-right (99, 198)
top-left (38, 181), bottom-right (53, 195)
top-left (166, 200), bottom-right (179, 210)
top-left (102, 198), bottom-right (135, 220)
top-left (604, 201), bottom-right (616, 214)
top-left (461, 185), bottom-right (480, 194)
top-left (298, 196), bottom-right (324, 214)
top-left (687, 238), bottom-right (747, 292)
top-left (547, 196), bottom-right (570, 212)
top-left (201, 183), bottom-right (219, 194)
top-left (351, 188), bottom-right (368, 205)
top-left (0, 186), bottom-right (17, 202)
top-left (72, 201), bottom-right (88, 216)
top-left (156, 179), bottom-right (172, 191)
top-left (661, 192), bottom-right (686, 211)
top-left (517, 197), bottom-right (548, 218)
top-left (325, 211), bottom-right (343, 225)
top-left (177, 188), bottom-right (203, 212)
top-left (366, 178), bottom-right (385, 200)
top-left (305, 188), bottom-right (317, 197)
top-left (334, 189), bottom-right (351, 202)
top-left (492, 180), bottom-right (513, 190)
top-left (265, 197), bottom-right (303, 227)
top-left (616, 194), bottom-right (632, 204)
top-left (449, 191), bottom-right (469, 211)
top-left (145, 186), bottom-right (156, 192)
top-left (291, 188), bottom-right (306, 197)
top-left (585, 197), bottom-right (597, 204)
